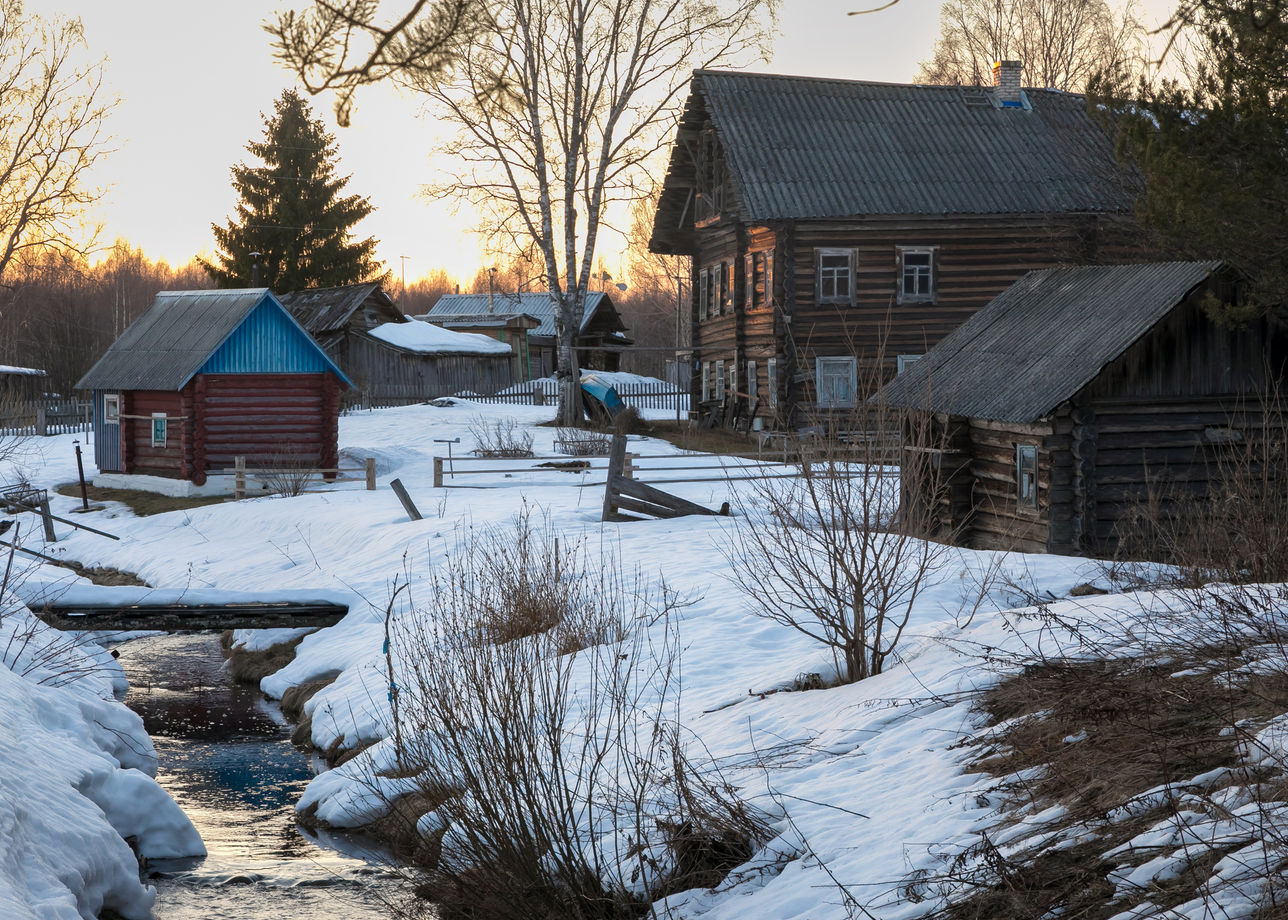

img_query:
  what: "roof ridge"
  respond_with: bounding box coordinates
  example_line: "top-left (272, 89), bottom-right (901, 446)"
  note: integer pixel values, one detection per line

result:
top-left (694, 68), bottom-right (1082, 98)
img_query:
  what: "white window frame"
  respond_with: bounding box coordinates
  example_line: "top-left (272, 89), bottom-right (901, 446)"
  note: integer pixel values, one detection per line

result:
top-left (746, 360), bottom-right (758, 399)
top-left (815, 356), bottom-right (857, 409)
top-left (103, 394), bottom-right (120, 424)
top-left (698, 269), bottom-right (709, 321)
top-left (897, 247), bottom-right (936, 304)
top-left (816, 249), bottom-right (854, 305)
top-left (766, 358), bottom-right (778, 407)
top-left (151, 412), bottom-right (168, 448)
top-left (897, 354), bottom-right (923, 375)
top-left (1016, 444), bottom-right (1038, 510)
top-left (701, 362), bottom-right (712, 402)
top-left (715, 360), bottom-right (726, 400)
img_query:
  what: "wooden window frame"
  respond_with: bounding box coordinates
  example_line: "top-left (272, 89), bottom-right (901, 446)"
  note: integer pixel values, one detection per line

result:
top-left (897, 247), bottom-right (937, 304)
top-left (103, 394), bottom-right (120, 424)
top-left (744, 252), bottom-right (755, 311)
top-left (151, 412), bottom-right (168, 448)
top-left (1016, 444), bottom-right (1038, 511)
top-left (698, 268), bottom-right (709, 321)
top-left (897, 354), bottom-right (923, 375)
top-left (746, 360), bottom-right (758, 399)
top-left (715, 359), bottom-right (726, 400)
top-left (816, 249), bottom-right (855, 305)
top-left (815, 356), bottom-right (857, 409)
top-left (701, 362), bottom-right (712, 402)
top-left (766, 358), bottom-right (779, 407)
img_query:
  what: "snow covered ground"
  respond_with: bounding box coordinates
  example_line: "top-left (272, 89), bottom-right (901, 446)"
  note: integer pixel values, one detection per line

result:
top-left (4, 398), bottom-right (1286, 919)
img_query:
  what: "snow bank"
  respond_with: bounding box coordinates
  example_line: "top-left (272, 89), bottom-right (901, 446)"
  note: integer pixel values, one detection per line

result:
top-left (371, 321), bottom-right (512, 355)
top-left (0, 598), bottom-right (204, 920)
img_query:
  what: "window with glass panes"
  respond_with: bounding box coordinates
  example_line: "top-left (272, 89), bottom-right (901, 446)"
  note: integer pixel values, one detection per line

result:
top-left (817, 250), bottom-right (852, 303)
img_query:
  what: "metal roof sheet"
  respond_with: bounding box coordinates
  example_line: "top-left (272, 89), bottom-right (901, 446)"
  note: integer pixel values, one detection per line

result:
top-left (75, 289), bottom-right (347, 391)
top-left (425, 292), bottom-right (616, 339)
top-left (657, 70), bottom-right (1135, 230)
top-left (879, 261), bottom-right (1224, 423)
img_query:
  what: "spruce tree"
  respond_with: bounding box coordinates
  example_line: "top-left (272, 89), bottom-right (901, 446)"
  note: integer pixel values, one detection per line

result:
top-left (1091, 3), bottom-right (1288, 318)
top-left (200, 89), bottom-right (381, 291)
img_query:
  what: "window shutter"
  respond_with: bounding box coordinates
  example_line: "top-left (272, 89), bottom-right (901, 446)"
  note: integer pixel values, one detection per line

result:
top-left (744, 252), bottom-right (754, 310)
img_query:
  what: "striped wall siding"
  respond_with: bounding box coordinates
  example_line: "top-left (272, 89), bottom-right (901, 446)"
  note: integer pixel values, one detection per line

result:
top-left (199, 301), bottom-right (338, 378)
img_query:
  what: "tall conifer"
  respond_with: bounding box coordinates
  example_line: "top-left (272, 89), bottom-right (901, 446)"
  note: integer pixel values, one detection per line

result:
top-left (200, 89), bottom-right (381, 290)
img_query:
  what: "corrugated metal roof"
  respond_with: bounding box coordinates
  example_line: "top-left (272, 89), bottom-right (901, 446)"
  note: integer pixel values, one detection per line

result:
top-left (278, 283), bottom-right (394, 335)
top-left (425, 292), bottom-right (618, 339)
top-left (879, 261), bottom-right (1224, 423)
top-left (655, 70), bottom-right (1135, 234)
top-left (75, 289), bottom-right (349, 391)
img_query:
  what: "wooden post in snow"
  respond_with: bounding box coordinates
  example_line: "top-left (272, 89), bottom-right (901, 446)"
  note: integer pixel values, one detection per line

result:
top-left (433, 457), bottom-right (444, 489)
top-left (365, 457), bottom-right (376, 491)
top-left (234, 456), bottom-right (246, 500)
top-left (37, 495), bottom-right (56, 543)
top-left (390, 478), bottom-right (423, 521)
top-left (602, 434), bottom-right (728, 522)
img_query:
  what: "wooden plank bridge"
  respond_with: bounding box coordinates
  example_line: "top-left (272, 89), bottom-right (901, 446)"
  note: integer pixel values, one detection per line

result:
top-left (34, 600), bottom-right (350, 631)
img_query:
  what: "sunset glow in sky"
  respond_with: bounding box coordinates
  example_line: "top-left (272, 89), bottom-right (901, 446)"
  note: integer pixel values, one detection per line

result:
top-left (57, 0), bottom-right (1174, 287)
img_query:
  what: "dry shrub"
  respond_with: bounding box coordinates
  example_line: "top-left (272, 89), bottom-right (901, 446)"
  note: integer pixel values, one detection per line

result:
top-left (555, 427), bottom-right (611, 456)
top-left (382, 509), bottom-right (767, 919)
top-left (612, 405), bottom-right (648, 435)
top-left (467, 414), bottom-right (534, 458)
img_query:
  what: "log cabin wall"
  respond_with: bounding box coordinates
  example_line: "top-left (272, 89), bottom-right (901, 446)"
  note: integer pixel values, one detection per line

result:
top-left (121, 390), bottom-right (186, 479)
top-left (343, 334), bottom-right (513, 403)
top-left (689, 212), bottom-right (1135, 427)
top-left (963, 417), bottom-right (1055, 553)
top-left (195, 373), bottom-right (335, 473)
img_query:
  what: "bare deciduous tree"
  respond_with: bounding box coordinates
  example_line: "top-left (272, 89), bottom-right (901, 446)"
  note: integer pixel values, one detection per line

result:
top-left (0, 0), bottom-right (113, 281)
top-left (916, 0), bottom-right (1145, 91)
top-left (270, 0), bottom-right (773, 425)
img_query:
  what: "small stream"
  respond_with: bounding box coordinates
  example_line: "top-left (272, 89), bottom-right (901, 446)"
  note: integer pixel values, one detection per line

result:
top-left (116, 633), bottom-right (409, 919)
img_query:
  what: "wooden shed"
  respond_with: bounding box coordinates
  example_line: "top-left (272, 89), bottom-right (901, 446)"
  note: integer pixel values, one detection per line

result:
top-left (75, 289), bottom-right (351, 493)
top-left (281, 283), bottom-right (519, 404)
top-left (879, 261), bottom-right (1288, 555)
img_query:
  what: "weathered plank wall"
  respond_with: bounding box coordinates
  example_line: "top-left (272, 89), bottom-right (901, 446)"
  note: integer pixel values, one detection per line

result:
top-left (343, 335), bottom-right (513, 403)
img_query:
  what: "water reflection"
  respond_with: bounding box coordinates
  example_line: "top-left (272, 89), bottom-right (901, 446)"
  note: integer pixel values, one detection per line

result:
top-left (117, 633), bottom-right (405, 919)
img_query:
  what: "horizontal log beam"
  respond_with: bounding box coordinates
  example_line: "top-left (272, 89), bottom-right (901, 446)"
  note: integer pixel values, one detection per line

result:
top-left (34, 602), bottom-right (348, 631)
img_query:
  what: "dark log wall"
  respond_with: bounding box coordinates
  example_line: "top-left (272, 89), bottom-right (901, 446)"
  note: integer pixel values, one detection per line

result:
top-left (689, 212), bottom-right (1136, 424)
top-left (961, 417), bottom-right (1056, 553)
top-left (196, 374), bottom-right (336, 472)
top-left (121, 390), bottom-right (186, 479)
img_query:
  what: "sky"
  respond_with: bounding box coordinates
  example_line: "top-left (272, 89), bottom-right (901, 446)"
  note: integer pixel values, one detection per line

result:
top-left (53, 0), bottom-right (1176, 288)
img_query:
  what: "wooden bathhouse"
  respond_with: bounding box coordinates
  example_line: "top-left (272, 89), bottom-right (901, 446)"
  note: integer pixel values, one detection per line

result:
top-left (281, 283), bottom-right (515, 405)
top-left (422, 291), bottom-right (631, 379)
top-left (76, 289), bottom-right (351, 491)
top-left (649, 64), bottom-right (1142, 427)
top-left (879, 261), bottom-right (1288, 555)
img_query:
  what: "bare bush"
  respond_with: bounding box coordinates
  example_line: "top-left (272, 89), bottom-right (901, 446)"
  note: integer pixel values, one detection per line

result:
top-left (467, 414), bottom-right (534, 458)
top-left (257, 452), bottom-right (320, 498)
top-left (555, 427), bottom-right (611, 457)
top-left (724, 384), bottom-right (954, 684)
top-left (384, 511), bottom-right (768, 918)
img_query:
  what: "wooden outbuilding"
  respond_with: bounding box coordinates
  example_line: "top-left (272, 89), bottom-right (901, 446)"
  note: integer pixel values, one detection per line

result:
top-left (422, 291), bottom-right (631, 379)
top-left (649, 65), bottom-right (1144, 428)
top-left (76, 289), bottom-right (351, 492)
top-left (879, 261), bottom-right (1288, 555)
top-left (281, 283), bottom-right (515, 404)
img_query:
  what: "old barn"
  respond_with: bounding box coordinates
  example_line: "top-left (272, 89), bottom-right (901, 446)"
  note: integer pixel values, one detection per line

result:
top-left (76, 289), bottom-right (351, 494)
top-left (281, 283), bottom-right (514, 405)
top-left (879, 261), bottom-right (1288, 555)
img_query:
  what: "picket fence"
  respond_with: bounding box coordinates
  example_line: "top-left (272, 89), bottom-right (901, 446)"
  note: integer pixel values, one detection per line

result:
top-left (0, 398), bottom-right (91, 437)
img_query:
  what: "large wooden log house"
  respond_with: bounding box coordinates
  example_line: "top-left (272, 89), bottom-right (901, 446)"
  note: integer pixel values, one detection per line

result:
top-left (649, 64), bottom-right (1142, 428)
top-left (76, 289), bottom-right (351, 493)
top-left (879, 261), bottom-right (1288, 555)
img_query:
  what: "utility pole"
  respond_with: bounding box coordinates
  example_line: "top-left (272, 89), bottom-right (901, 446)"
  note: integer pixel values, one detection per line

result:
top-left (487, 267), bottom-right (496, 313)
top-left (399, 255), bottom-right (408, 308)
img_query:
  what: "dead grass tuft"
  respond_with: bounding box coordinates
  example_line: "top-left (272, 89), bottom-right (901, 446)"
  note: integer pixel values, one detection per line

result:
top-left (55, 482), bottom-right (226, 517)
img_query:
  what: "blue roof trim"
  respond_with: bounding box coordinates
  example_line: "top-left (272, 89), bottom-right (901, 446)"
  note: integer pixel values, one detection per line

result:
top-left (191, 291), bottom-right (353, 387)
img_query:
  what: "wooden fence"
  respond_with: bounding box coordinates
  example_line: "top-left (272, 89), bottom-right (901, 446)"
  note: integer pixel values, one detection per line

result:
top-left (463, 381), bottom-right (689, 412)
top-left (0, 398), bottom-right (91, 437)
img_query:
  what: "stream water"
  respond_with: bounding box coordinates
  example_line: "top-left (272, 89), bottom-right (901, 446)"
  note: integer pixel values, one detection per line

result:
top-left (116, 632), bottom-right (409, 920)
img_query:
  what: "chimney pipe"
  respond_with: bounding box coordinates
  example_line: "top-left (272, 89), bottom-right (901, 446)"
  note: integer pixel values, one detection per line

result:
top-left (992, 60), bottom-right (1023, 106)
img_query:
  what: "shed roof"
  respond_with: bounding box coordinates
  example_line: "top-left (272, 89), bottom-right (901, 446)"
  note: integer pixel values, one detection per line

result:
top-left (879, 261), bottom-right (1224, 423)
top-left (278, 283), bottom-right (402, 336)
top-left (652, 70), bottom-right (1136, 249)
top-left (424, 291), bottom-right (622, 339)
top-left (76, 289), bottom-right (349, 391)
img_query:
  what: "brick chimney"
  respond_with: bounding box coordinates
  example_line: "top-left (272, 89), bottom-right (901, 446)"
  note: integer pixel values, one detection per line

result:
top-left (992, 60), bottom-right (1023, 106)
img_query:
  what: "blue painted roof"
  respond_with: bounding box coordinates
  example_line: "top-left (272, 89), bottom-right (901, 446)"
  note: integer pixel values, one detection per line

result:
top-left (76, 289), bottom-right (351, 390)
